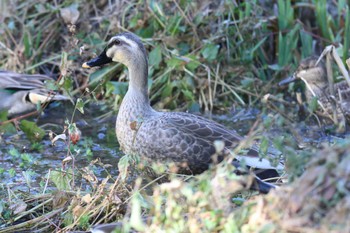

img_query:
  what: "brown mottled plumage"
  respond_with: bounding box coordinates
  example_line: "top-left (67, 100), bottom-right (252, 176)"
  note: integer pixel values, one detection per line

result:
top-left (279, 57), bottom-right (350, 121)
top-left (83, 32), bottom-right (283, 181)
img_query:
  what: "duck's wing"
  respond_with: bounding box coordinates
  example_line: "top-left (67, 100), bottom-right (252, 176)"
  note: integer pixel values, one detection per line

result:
top-left (336, 81), bottom-right (350, 99)
top-left (0, 71), bottom-right (52, 90)
top-left (333, 81), bottom-right (350, 115)
top-left (135, 112), bottom-right (283, 174)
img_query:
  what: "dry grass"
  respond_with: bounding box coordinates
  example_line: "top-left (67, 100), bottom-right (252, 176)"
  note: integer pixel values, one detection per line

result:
top-left (1, 0), bottom-right (350, 232)
top-left (238, 141), bottom-right (350, 233)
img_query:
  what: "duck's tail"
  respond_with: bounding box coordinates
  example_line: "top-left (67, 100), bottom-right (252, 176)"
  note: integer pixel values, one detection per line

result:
top-left (251, 175), bottom-right (277, 194)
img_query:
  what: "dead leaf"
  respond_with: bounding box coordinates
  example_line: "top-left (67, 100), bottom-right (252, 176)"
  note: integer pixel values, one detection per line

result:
top-left (82, 194), bottom-right (92, 204)
top-left (72, 205), bottom-right (84, 218)
top-left (60, 4), bottom-right (80, 25)
top-left (51, 133), bottom-right (67, 145)
top-left (130, 121), bottom-right (137, 130)
top-left (10, 200), bottom-right (27, 215)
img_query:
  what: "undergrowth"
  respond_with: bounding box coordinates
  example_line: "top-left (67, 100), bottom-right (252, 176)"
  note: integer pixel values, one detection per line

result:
top-left (0, 0), bottom-right (350, 232)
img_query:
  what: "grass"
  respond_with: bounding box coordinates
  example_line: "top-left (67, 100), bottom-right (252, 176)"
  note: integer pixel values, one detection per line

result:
top-left (1, 0), bottom-right (350, 232)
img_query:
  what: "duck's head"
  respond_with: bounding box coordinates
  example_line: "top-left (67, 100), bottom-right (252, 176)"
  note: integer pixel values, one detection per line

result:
top-left (82, 32), bottom-right (148, 69)
top-left (279, 57), bottom-right (327, 87)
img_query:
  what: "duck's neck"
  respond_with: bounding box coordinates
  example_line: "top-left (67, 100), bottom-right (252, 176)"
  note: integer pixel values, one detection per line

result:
top-left (301, 68), bottom-right (328, 100)
top-left (122, 62), bottom-right (151, 112)
top-left (128, 62), bottom-right (149, 98)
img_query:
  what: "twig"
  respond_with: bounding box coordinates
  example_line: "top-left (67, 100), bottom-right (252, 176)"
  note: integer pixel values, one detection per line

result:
top-left (326, 52), bottom-right (338, 124)
top-left (0, 208), bottom-right (62, 233)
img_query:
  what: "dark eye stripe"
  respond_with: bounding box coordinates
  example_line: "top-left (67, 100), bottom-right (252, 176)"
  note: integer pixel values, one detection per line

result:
top-left (107, 41), bottom-right (116, 49)
top-left (107, 38), bottom-right (132, 49)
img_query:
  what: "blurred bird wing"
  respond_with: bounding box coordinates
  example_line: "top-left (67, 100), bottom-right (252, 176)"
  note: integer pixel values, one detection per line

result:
top-left (0, 71), bottom-right (52, 89)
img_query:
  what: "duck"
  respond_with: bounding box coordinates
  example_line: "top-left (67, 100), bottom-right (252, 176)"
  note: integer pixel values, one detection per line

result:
top-left (279, 57), bottom-right (350, 122)
top-left (82, 32), bottom-right (283, 193)
top-left (0, 71), bottom-right (69, 117)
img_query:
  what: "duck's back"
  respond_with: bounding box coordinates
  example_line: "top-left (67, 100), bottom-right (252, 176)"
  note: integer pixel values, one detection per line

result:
top-left (335, 81), bottom-right (350, 118)
top-left (316, 80), bottom-right (350, 120)
top-left (132, 112), bottom-right (239, 174)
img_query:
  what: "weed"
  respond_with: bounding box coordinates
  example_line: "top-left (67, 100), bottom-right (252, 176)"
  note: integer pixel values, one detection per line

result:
top-left (0, 1), bottom-right (350, 232)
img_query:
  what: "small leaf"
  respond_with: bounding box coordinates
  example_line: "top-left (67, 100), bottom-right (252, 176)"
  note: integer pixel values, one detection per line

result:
top-left (201, 43), bottom-right (219, 62)
top-left (259, 137), bottom-right (269, 157)
top-left (139, 25), bottom-right (155, 38)
top-left (178, 42), bottom-right (190, 55)
top-left (110, 81), bottom-right (128, 96)
top-left (268, 64), bottom-right (281, 71)
top-left (240, 78), bottom-right (254, 88)
top-left (263, 116), bottom-right (273, 129)
top-left (20, 153), bottom-right (33, 167)
top-left (188, 102), bottom-right (200, 113)
top-left (161, 83), bottom-right (174, 99)
top-left (308, 96), bottom-right (319, 113)
top-left (60, 75), bottom-right (73, 92)
top-left (0, 111), bottom-right (16, 134)
top-left (19, 120), bottom-right (45, 143)
top-left (89, 64), bottom-right (119, 86)
top-left (50, 170), bottom-right (72, 190)
top-left (129, 14), bottom-right (141, 28)
top-left (149, 45), bottom-right (162, 68)
top-left (181, 89), bottom-right (194, 101)
top-left (9, 168), bottom-right (16, 177)
top-left (34, 30), bottom-right (42, 50)
top-left (9, 148), bottom-right (20, 159)
top-left (232, 197), bottom-right (245, 205)
top-left (185, 55), bottom-right (200, 71)
top-left (105, 82), bottom-right (115, 97)
top-left (44, 79), bottom-right (59, 91)
top-left (23, 32), bottom-right (32, 58)
top-left (166, 57), bottom-right (184, 69)
top-left (118, 155), bottom-right (131, 181)
top-left (22, 170), bottom-right (34, 188)
top-left (76, 98), bottom-right (85, 114)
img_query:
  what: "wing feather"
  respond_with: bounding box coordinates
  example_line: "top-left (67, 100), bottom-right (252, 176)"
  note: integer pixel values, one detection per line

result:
top-left (133, 111), bottom-right (283, 174)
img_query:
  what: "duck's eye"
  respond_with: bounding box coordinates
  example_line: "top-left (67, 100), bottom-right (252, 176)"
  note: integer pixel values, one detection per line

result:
top-left (113, 39), bottom-right (121, 45)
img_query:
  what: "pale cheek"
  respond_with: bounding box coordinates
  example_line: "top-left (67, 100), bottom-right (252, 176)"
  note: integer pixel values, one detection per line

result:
top-left (113, 52), bottom-right (129, 65)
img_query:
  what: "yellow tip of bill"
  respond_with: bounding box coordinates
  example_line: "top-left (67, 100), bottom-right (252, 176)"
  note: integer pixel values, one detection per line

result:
top-left (82, 62), bottom-right (90, 68)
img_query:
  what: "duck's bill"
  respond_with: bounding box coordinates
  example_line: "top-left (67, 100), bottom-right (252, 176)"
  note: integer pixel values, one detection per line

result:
top-left (82, 49), bottom-right (112, 68)
top-left (278, 75), bottom-right (297, 86)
